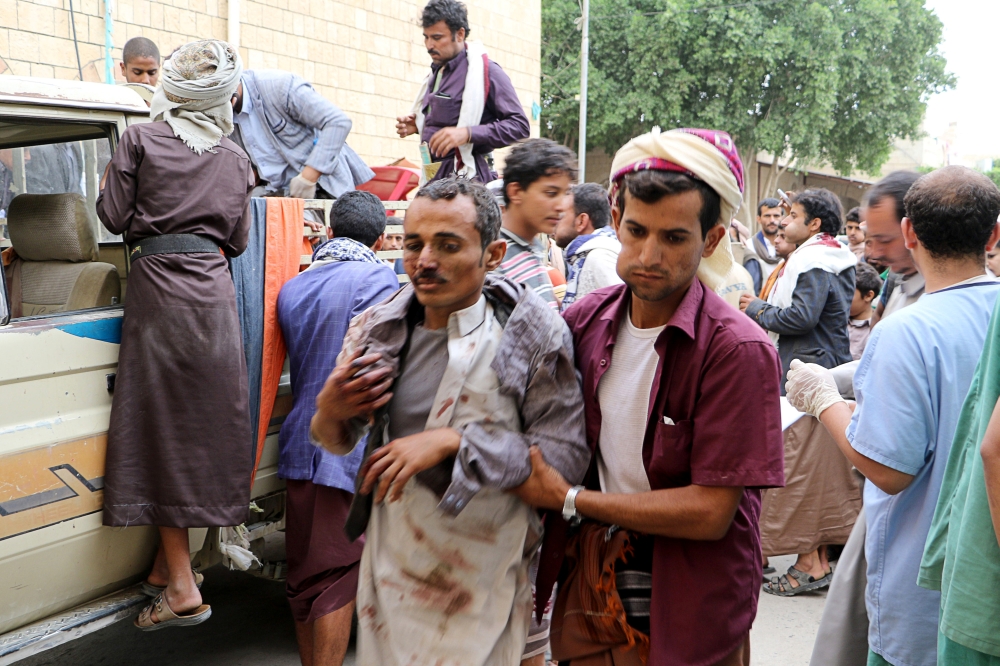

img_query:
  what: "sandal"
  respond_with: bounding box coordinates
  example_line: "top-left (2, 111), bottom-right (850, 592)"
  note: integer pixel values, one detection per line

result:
top-left (135, 593), bottom-right (211, 631)
top-left (142, 571), bottom-right (204, 598)
top-left (763, 566), bottom-right (831, 597)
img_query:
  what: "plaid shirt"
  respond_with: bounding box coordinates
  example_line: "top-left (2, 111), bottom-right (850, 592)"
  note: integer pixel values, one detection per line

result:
top-left (276, 259), bottom-right (399, 491)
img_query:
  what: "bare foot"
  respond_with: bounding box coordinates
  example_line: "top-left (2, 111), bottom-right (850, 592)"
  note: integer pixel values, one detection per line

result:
top-left (162, 571), bottom-right (203, 615)
top-left (146, 546), bottom-right (170, 588)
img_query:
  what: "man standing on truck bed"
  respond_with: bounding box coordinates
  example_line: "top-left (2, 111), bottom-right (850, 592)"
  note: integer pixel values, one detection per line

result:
top-left (230, 68), bottom-right (374, 199)
top-left (97, 39), bottom-right (255, 631)
top-left (395, 0), bottom-right (530, 183)
top-left (276, 191), bottom-right (400, 666)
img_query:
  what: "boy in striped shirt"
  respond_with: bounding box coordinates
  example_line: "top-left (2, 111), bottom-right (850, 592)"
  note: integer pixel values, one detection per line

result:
top-left (494, 138), bottom-right (578, 310)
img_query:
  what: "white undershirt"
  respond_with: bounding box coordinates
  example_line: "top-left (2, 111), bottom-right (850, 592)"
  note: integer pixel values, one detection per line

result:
top-left (596, 314), bottom-right (665, 494)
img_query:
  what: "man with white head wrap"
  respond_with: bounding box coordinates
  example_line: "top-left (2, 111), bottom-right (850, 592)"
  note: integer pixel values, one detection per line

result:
top-left (149, 39), bottom-right (244, 154)
top-left (97, 39), bottom-right (255, 631)
top-left (519, 128), bottom-right (785, 666)
top-left (606, 129), bottom-right (756, 310)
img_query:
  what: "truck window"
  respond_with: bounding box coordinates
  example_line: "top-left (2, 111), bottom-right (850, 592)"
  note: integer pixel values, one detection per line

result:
top-left (0, 119), bottom-right (124, 320)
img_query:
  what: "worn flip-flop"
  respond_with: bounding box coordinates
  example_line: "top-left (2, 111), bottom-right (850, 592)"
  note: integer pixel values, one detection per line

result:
top-left (135, 594), bottom-right (211, 631)
top-left (141, 572), bottom-right (204, 598)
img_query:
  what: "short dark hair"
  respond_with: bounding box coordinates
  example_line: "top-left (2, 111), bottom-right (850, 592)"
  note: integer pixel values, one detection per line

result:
top-left (571, 183), bottom-right (611, 229)
top-left (385, 213), bottom-right (403, 233)
top-left (757, 198), bottom-right (780, 215)
top-left (412, 177), bottom-right (501, 250)
top-left (846, 207), bottom-right (861, 224)
top-left (502, 138), bottom-right (578, 205)
top-left (903, 166), bottom-right (1000, 261)
top-left (616, 170), bottom-right (722, 239)
top-left (330, 191), bottom-right (388, 247)
top-left (122, 37), bottom-right (160, 64)
top-left (421, 0), bottom-right (471, 38)
top-left (865, 170), bottom-right (921, 222)
top-left (792, 188), bottom-right (844, 236)
top-left (855, 261), bottom-right (883, 297)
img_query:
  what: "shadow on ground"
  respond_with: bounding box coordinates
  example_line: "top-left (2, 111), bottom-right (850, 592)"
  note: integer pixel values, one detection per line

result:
top-left (19, 553), bottom-right (818, 665)
top-left (18, 566), bottom-right (305, 666)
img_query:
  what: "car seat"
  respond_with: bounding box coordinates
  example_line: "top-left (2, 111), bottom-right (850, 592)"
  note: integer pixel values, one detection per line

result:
top-left (4, 193), bottom-right (120, 318)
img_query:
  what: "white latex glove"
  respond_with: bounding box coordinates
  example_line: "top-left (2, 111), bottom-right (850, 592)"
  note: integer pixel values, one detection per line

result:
top-left (829, 360), bottom-right (860, 400)
top-left (288, 173), bottom-right (318, 199)
top-left (785, 359), bottom-right (845, 418)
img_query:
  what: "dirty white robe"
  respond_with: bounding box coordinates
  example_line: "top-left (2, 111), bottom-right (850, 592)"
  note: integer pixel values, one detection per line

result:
top-left (355, 296), bottom-right (538, 666)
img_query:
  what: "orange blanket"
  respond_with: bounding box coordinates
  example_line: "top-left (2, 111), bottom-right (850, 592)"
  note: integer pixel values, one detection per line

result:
top-left (251, 197), bottom-right (304, 486)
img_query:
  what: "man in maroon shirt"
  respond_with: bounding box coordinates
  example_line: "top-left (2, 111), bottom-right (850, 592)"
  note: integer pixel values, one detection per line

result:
top-left (516, 128), bottom-right (785, 666)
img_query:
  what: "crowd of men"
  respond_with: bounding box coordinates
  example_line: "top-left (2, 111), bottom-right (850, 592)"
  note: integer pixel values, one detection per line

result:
top-left (728, 162), bottom-right (1000, 666)
top-left (84, 1), bottom-right (1000, 665)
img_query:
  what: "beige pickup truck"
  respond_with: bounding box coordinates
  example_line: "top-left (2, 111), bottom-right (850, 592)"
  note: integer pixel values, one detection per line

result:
top-left (0, 78), bottom-right (291, 664)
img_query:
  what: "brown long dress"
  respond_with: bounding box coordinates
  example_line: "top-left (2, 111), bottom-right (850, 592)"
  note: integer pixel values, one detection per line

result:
top-left (759, 415), bottom-right (862, 556)
top-left (96, 121), bottom-right (255, 528)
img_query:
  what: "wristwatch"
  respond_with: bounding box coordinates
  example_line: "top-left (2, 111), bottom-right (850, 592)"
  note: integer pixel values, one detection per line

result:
top-left (562, 486), bottom-right (585, 524)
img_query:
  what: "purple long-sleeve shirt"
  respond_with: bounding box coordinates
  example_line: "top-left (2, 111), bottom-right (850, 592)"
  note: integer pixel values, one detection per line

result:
top-left (421, 47), bottom-right (530, 182)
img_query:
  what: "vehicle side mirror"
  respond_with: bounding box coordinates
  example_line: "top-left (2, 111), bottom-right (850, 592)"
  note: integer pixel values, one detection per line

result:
top-left (0, 251), bottom-right (8, 326)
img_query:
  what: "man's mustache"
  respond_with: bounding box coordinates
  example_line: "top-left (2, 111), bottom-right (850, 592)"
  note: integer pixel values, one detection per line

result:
top-left (428, 50), bottom-right (440, 56)
top-left (623, 265), bottom-right (670, 279)
top-left (412, 269), bottom-right (446, 283)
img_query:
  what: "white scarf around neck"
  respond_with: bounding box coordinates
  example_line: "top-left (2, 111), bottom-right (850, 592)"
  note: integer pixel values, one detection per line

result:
top-left (412, 41), bottom-right (488, 183)
top-left (766, 233), bottom-right (857, 342)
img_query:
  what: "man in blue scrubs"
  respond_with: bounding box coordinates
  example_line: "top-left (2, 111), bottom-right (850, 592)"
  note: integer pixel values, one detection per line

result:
top-left (786, 166), bottom-right (1000, 666)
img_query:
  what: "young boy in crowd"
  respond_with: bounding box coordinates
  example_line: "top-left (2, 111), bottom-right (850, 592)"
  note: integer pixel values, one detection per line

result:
top-left (493, 138), bottom-right (577, 310)
top-left (848, 263), bottom-right (882, 361)
top-left (845, 207), bottom-right (866, 260)
top-left (119, 37), bottom-right (160, 87)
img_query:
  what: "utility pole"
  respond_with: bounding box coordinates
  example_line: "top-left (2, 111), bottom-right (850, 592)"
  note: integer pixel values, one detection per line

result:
top-left (104, 0), bottom-right (114, 84)
top-left (578, 0), bottom-right (590, 184)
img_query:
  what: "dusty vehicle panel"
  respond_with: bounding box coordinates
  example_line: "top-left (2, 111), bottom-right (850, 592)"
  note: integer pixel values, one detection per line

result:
top-left (0, 78), bottom-right (286, 655)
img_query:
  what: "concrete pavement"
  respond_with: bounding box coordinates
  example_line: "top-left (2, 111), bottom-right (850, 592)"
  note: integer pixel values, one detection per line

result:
top-left (18, 553), bottom-right (825, 666)
top-left (751, 554), bottom-right (828, 665)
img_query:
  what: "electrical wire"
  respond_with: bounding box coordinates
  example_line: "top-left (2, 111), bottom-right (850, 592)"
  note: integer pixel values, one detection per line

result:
top-left (67, 0), bottom-right (84, 81)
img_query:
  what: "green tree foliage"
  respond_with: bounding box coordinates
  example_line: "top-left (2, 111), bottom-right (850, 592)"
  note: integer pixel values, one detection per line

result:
top-left (542, 0), bottom-right (953, 184)
top-left (983, 162), bottom-right (1000, 190)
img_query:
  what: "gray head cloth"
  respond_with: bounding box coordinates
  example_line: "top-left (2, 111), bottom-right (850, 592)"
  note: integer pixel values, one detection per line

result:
top-left (149, 40), bottom-right (243, 154)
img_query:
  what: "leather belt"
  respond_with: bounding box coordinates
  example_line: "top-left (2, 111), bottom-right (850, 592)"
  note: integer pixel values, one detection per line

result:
top-left (129, 234), bottom-right (220, 262)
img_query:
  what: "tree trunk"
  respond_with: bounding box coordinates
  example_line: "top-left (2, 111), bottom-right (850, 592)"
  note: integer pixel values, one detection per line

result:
top-left (760, 152), bottom-right (795, 208)
top-left (737, 143), bottom-right (757, 230)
